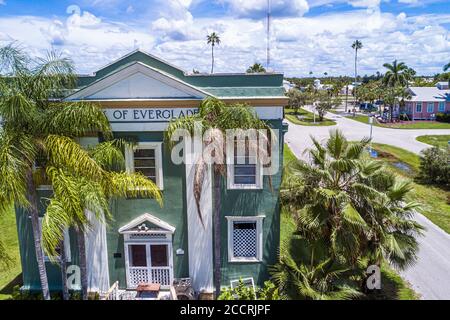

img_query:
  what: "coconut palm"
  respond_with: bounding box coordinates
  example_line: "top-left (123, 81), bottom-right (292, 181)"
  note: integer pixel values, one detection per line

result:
top-left (166, 98), bottom-right (271, 297)
top-left (351, 40), bottom-right (363, 94)
top-left (281, 130), bottom-right (423, 270)
top-left (207, 33), bottom-right (221, 74)
top-left (246, 63), bottom-right (266, 73)
top-left (0, 43), bottom-right (162, 300)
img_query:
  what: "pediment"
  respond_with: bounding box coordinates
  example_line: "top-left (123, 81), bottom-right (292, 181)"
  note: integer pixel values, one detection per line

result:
top-left (118, 213), bottom-right (176, 234)
top-left (67, 62), bottom-right (209, 101)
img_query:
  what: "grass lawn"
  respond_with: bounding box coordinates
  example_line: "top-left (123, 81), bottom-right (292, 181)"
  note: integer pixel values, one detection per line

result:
top-left (346, 114), bottom-right (450, 129)
top-left (371, 143), bottom-right (450, 234)
top-left (0, 207), bottom-right (22, 300)
top-left (285, 108), bottom-right (336, 127)
top-left (416, 135), bottom-right (450, 149)
top-left (281, 143), bottom-right (418, 300)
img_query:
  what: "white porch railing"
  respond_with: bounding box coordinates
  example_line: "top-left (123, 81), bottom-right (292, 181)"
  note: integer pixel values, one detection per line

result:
top-left (129, 267), bottom-right (171, 288)
top-left (100, 281), bottom-right (119, 300)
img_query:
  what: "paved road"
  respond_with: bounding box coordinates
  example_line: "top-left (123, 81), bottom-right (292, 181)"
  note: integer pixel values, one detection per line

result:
top-left (285, 108), bottom-right (450, 300)
top-left (286, 106), bottom-right (450, 159)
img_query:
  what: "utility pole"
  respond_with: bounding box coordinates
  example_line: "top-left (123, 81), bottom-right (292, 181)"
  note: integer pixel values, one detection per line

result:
top-left (266, 0), bottom-right (271, 69)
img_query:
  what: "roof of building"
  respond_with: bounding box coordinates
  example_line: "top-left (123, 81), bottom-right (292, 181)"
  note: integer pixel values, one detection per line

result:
top-left (407, 86), bottom-right (450, 102)
top-left (75, 50), bottom-right (285, 99)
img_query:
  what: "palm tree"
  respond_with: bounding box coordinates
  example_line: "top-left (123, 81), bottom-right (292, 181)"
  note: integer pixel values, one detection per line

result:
top-left (207, 33), bottom-right (221, 74)
top-left (247, 63), bottom-right (266, 73)
top-left (0, 44), bottom-right (162, 300)
top-left (281, 130), bottom-right (423, 271)
top-left (166, 98), bottom-right (271, 297)
top-left (352, 40), bottom-right (363, 99)
top-left (382, 60), bottom-right (412, 88)
top-left (444, 62), bottom-right (450, 72)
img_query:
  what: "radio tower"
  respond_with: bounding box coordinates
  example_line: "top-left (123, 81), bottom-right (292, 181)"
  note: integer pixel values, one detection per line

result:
top-left (266, 0), bottom-right (271, 69)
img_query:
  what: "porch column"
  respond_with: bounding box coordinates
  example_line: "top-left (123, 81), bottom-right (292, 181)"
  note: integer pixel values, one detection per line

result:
top-left (185, 140), bottom-right (214, 294)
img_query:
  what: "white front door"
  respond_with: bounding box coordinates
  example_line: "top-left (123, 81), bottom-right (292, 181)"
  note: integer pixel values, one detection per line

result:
top-left (125, 242), bottom-right (173, 289)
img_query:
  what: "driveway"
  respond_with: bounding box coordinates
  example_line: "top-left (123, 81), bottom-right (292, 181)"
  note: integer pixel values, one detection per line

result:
top-left (284, 108), bottom-right (450, 300)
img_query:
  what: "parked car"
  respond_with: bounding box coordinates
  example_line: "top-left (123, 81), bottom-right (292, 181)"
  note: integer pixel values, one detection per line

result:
top-left (359, 103), bottom-right (378, 112)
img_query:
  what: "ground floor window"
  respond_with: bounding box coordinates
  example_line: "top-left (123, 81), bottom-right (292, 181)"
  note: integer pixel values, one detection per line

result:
top-left (427, 102), bottom-right (434, 113)
top-left (438, 102), bottom-right (445, 112)
top-left (416, 102), bottom-right (422, 113)
top-left (226, 216), bottom-right (264, 263)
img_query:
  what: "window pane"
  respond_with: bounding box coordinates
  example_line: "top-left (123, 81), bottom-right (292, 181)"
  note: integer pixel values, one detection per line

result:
top-left (234, 165), bottom-right (256, 176)
top-left (134, 159), bottom-right (156, 167)
top-left (134, 148), bottom-right (155, 158)
top-left (234, 175), bottom-right (256, 185)
top-left (136, 168), bottom-right (156, 181)
top-left (130, 245), bottom-right (147, 267)
top-left (233, 222), bottom-right (257, 258)
top-left (150, 245), bottom-right (168, 267)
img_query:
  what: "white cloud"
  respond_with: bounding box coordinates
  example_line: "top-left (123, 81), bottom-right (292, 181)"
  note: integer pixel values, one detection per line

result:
top-left (0, 0), bottom-right (6, 5)
top-left (219, 0), bottom-right (309, 17)
top-left (0, 2), bottom-right (449, 77)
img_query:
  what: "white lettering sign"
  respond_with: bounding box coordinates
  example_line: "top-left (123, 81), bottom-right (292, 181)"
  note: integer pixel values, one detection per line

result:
top-left (104, 108), bottom-right (199, 122)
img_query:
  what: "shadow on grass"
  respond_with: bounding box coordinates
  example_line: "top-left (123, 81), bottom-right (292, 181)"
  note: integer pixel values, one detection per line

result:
top-left (0, 273), bottom-right (22, 297)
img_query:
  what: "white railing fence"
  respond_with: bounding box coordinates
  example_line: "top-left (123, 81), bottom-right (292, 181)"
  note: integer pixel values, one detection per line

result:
top-left (129, 267), bottom-right (171, 288)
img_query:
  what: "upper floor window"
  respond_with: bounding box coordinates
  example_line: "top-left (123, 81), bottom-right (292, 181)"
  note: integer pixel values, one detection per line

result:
top-left (438, 102), bottom-right (445, 112)
top-left (227, 139), bottom-right (263, 190)
top-left (125, 142), bottom-right (164, 190)
top-left (416, 102), bottom-right (422, 113)
top-left (38, 217), bottom-right (71, 262)
top-left (427, 102), bottom-right (434, 113)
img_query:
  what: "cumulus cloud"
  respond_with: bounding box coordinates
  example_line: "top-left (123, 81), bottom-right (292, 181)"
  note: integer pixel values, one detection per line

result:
top-left (0, 1), bottom-right (449, 77)
top-left (219, 0), bottom-right (309, 18)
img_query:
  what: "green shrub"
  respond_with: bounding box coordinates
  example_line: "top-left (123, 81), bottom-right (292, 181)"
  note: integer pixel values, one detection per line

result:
top-left (419, 147), bottom-right (450, 186)
top-left (436, 113), bottom-right (450, 123)
top-left (217, 279), bottom-right (280, 300)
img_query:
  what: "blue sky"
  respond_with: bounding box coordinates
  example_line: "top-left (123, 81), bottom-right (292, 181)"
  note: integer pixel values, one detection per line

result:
top-left (0, 0), bottom-right (449, 76)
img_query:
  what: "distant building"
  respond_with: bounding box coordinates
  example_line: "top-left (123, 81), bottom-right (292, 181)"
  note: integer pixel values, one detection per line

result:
top-left (403, 82), bottom-right (450, 120)
top-left (283, 79), bottom-right (296, 92)
top-left (313, 79), bottom-right (332, 91)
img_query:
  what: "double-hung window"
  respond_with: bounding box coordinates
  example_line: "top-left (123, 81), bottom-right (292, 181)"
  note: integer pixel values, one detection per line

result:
top-left (226, 216), bottom-right (264, 263)
top-left (416, 102), bottom-right (422, 113)
top-left (427, 102), bottom-right (434, 113)
top-left (438, 102), bottom-right (445, 112)
top-left (227, 139), bottom-right (263, 190)
top-left (126, 142), bottom-right (164, 190)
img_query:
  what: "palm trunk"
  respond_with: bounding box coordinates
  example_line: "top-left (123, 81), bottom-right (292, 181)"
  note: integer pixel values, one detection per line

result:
top-left (26, 170), bottom-right (51, 300)
top-left (76, 228), bottom-right (88, 300)
top-left (354, 49), bottom-right (358, 103)
top-left (60, 237), bottom-right (69, 300)
top-left (211, 45), bottom-right (215, 74)
top-left (213, 169), bottom-right (221, 298)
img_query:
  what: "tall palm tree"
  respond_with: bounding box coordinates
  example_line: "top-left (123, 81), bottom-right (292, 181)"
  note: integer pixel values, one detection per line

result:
top-left (281, 130), bottom-right (423, 270)
top-left (352, 40), bottom-right (363, 99)
top-left (166, 98), bottom-right (271, 297)
top-left (246, 63), bottom-right (266, 73)
top-left (207, 33), bottom-right (221, 74)
top-left (0, 44), bottom-right (162, 300)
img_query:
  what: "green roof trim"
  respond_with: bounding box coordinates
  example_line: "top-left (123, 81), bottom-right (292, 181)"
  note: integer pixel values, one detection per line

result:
top-left (76, 50), bottom-right (285, 98)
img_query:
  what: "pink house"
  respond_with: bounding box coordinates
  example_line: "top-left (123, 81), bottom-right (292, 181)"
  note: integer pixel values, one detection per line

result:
top-left (403, 82), bottom-right (450, 120)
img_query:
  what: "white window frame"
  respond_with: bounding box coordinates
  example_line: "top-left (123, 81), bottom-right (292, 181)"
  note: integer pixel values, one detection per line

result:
top-left (125, 142), bottom-right (164, 190)
top-left (438, 102), bottom-right (445, 112)
top-left (226, 216), bottom-right (265, 263)
top-left (416, 102), bottom-right (422, 113)
top-left (38, 217), bottom-right (71, 263)
top-left (226, 141), bottom-right (263, 190)
top-left (427, 102), bottom-right (434, 113)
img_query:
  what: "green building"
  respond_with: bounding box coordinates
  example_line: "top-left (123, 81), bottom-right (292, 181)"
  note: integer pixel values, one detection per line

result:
top-left (16, 50), bottom-right (288, 297)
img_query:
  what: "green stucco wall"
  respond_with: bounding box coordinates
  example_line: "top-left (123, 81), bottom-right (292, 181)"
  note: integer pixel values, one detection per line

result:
top-left (108, 132), bottom-right (190, 289)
